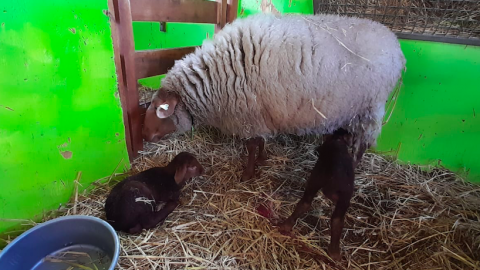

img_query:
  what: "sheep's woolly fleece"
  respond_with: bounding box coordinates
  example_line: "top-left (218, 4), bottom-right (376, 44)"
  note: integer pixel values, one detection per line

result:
top-left (159, 13), bottom-right (405, 148)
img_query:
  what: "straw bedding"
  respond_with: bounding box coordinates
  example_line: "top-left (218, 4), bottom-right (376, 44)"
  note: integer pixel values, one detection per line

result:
top-left (43, 125), bottom-right (479, 270)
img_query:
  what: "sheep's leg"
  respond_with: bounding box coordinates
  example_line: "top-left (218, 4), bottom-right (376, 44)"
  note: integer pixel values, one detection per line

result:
top-left (327, 195), bottom-right (351, 261)
top-left (141, 200), bottom-right (179, 229)
top-left (241, 137), bottom-right (260, 181)
top-left (256, 137), bottom-right (269, 166)
top-left (353, 142), bottom-right (368, 168)
top-left (277, 187), bottom-right (318, 234)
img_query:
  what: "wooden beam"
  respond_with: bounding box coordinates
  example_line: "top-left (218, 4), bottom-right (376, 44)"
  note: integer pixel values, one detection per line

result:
top-left (110, 0), bottom-right (143, 161)
top-left (130, 0), bottom-right (219, 23)
top-left (108, 0), bottom-right (134, 159)
top-left (134, 47), bottom-right (197, 79)
top-left (215, 0), bottom-right (227, 33)
top-left (226, 0), bottom-right (238, 24)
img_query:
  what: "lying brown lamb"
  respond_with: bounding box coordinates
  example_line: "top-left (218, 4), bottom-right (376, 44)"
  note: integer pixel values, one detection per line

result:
top-left (104, 152), bottom-right (204, 234)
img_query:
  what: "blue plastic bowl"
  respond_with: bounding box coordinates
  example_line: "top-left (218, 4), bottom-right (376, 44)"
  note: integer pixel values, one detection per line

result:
top-left (0, 215), bottom-right (120, 270)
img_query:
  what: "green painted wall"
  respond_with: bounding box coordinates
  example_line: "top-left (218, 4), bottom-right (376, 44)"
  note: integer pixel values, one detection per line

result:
top-left (377, 40), bottom-right (480, 182)
top-left (0, 0), bottom-right (129, 234)
top-left (238, 0), bottom-right (313, 17)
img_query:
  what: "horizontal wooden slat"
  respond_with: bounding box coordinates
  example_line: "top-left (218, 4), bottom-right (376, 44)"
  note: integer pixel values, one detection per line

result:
top-left (135, 47), bottom-right (197, 79)
top-left (131, 0), bottom-right (219, 23)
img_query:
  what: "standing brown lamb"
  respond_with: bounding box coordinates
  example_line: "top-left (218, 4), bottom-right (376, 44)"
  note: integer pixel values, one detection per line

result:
top-left (277, 128), bottom-right (355, 261)
top-left (104, 152), bottom-right (204, 234)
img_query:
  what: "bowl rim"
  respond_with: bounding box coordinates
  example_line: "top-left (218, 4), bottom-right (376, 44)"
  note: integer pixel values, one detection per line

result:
top-left (0, 215), bottom-right (120, 270)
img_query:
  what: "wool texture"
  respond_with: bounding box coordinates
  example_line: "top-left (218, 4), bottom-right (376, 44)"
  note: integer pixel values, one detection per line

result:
top-left (158, 13), bottom-right (406, 147)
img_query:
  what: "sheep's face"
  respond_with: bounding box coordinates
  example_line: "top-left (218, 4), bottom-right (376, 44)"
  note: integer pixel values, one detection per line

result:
top-left (143, 89), bottom-right (192, 142)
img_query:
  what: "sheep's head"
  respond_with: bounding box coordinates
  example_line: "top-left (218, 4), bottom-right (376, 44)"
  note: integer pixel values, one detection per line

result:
top-left (143, 89), bottom-right (192, 142)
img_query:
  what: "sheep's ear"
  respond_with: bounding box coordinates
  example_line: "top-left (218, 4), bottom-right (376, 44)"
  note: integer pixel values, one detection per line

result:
top-left (155, 94), bottom-right (178, 119)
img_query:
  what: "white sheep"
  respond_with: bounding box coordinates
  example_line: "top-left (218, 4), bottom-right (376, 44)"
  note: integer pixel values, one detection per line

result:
top-left (143, 13), bottom-right (406, 180)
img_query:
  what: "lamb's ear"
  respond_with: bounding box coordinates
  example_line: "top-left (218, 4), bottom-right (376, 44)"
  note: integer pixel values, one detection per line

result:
top-left (155, 94), bottom-right (179, 119)
top-left (174, 165), bottom-right (187, 185)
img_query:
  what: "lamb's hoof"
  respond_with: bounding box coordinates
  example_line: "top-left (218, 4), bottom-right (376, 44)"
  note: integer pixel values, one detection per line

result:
top-left (128, 224), bottom-right (143, 234)
top-left (327, 247), bottom-right (342, 261)
top-left (241, 170), bottom-right (254, 181)
top-left (277, 221), bottom-right (293, 235)
top-left (256, 158), bottom-right (271, 166)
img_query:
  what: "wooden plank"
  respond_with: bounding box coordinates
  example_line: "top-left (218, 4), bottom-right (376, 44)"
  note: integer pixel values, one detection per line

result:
top-left (135, 47), bottom-right (197, 79)
top-left (219, 0), bottom-right (227, 26)
top-left (110, 0), bottom-right (143, 160)
top-left (130, 0), bottom-right (219, 23)
top-left (108, 0), bottom-right (135, 159)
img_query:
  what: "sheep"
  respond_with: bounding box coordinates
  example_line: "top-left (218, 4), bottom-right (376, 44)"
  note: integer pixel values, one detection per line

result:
top-left (142, 13), bottom-right (406, 181)
top-left (104, 152), bottom-right (204, 234)
top-left (277, 128), bottom-right (355, 261)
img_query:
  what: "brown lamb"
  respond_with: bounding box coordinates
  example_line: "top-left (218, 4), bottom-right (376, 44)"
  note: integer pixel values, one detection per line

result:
top-left (277, 128), bottom-right (355, 261)
top-left (104, 152), bottom-right (204, 234)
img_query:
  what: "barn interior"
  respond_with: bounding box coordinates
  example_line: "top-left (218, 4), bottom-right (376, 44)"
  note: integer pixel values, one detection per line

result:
top-left (0, 0), bottom-right (479, 269)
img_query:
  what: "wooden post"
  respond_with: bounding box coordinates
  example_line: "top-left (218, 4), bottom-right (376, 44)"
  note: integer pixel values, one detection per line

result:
top-left (226, 0), bottom-right (238, 23)
top-left (108, 0), bottom-right (143, 161)
top-left (215, 0), bottom-right (227, 33)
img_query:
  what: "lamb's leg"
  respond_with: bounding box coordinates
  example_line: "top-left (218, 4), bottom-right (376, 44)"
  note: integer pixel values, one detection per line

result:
top-left (241, 137), bottom-right (260, 181)
top-left (141, 200), bottom-right (179, 229)
top-left (256, 137), bottom-right (269, 166)
top-left (327, 195), bottom-right (351, 261)
top-left (128, 224), bottom-right (143, 234)
top-left (277, 187), bottom-right (318, 234)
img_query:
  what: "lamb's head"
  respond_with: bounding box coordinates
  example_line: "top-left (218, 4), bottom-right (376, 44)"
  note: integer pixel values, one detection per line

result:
top-left (143, 89), bottom-right (192, 142)
top-left (323, 128), bottom-right (354, 146)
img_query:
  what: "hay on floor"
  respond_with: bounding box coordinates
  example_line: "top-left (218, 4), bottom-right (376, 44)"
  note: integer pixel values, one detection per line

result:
top-left (46, 127), bottom-right (480, 269)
